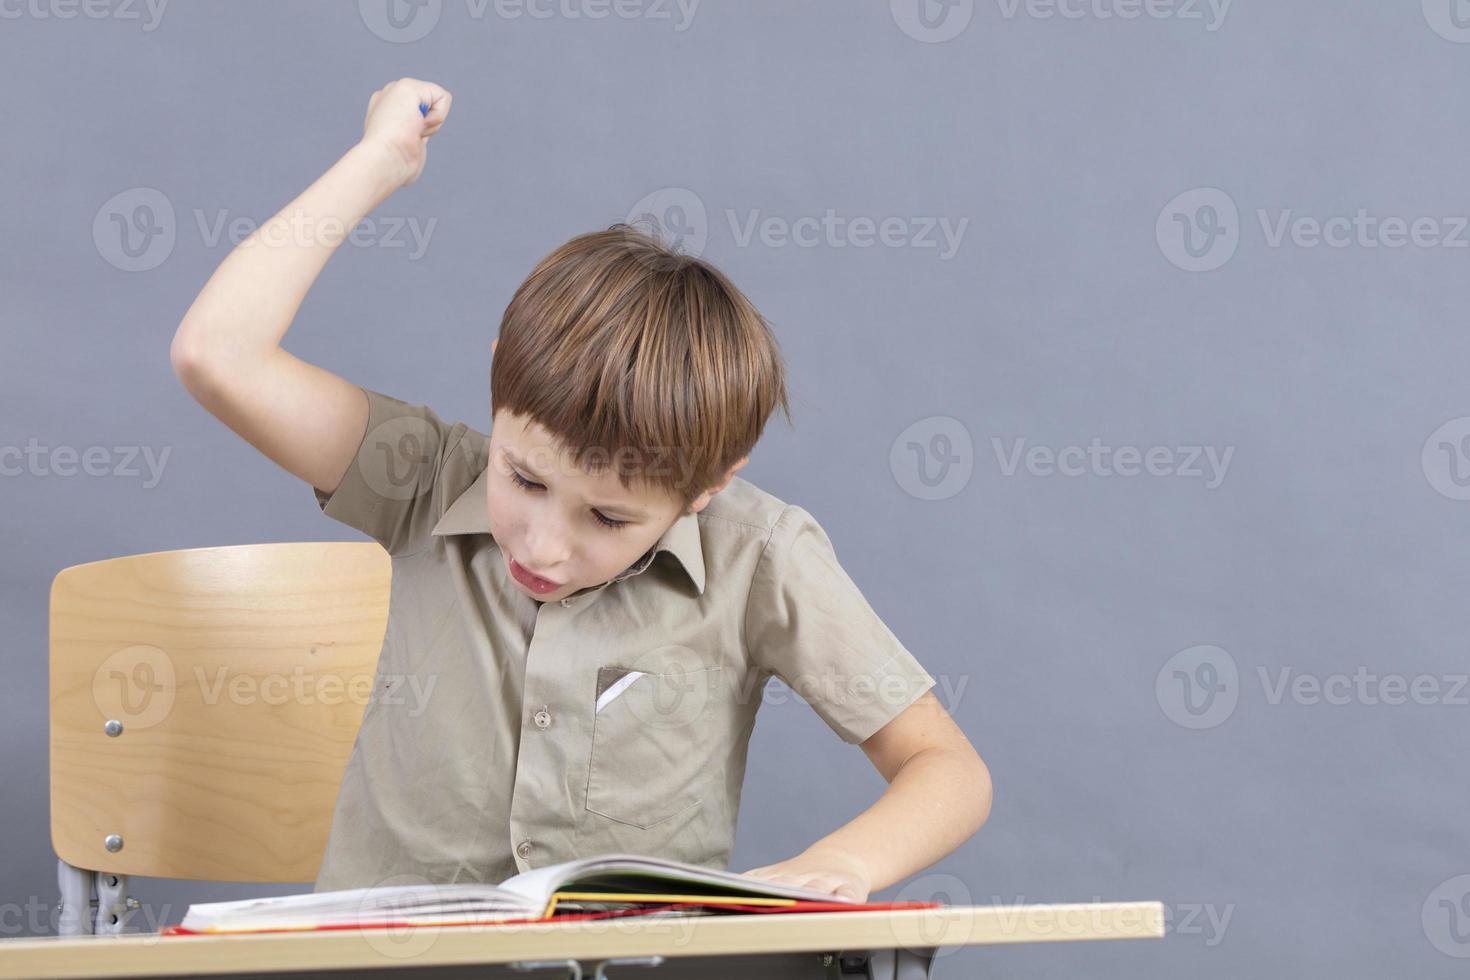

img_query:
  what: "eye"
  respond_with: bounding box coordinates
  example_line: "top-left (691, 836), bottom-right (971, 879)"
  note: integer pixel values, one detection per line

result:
top-left (510, 468), bottom-right (628, 531)
top-left (593, 510), bottom-right (628, 530)
top-left (509, 469), bottom-right (542, 492)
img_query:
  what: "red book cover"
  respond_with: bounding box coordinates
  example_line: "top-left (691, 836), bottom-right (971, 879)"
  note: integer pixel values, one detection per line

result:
top-left (157, 899), bottom-right (943, 937)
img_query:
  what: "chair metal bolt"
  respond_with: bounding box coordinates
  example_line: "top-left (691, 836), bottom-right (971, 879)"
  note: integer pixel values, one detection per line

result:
top-left (104, 719), bottom-right (123, 737)
top-left (104, 835), bottom-right (123, 852)
top-left (509, 959), bottom-right (582, 978)
top-left (593, 956), bottom-right (665, 979)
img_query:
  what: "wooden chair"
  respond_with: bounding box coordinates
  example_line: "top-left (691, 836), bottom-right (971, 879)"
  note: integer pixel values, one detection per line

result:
top-left (48, 542), bottom-right (390, 935)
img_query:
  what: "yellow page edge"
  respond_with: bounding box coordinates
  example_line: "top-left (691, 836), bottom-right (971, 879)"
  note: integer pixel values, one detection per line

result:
top-left (543, 892), bottom-right (799, 918)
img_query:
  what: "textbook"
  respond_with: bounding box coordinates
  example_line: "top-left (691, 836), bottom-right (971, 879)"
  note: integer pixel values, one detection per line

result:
top-left (162, 853), bottom-right (942, 935)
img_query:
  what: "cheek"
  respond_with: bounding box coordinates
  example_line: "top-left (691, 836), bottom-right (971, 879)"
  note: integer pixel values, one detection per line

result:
top-left (485, 488), bottom-right (517, 536)
top-left (598, 535), bottom-right (656, 575)
top-left (484, 489), bottom-right (554, 555)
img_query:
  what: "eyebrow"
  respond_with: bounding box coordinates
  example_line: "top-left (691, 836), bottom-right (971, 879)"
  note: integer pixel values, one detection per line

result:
top-left (503, 448), bottom-right (651, 520)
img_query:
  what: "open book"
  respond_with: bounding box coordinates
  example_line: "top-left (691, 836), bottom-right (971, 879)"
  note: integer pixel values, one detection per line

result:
top-left (164, 853), bottom-right (941, 935)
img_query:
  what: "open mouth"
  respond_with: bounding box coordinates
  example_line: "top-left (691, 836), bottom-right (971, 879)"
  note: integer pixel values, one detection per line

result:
top-left (508, 554), bottom-right (562, 594)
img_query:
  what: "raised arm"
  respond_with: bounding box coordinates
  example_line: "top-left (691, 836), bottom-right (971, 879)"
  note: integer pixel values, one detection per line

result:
top-left (169, 77), bottom-right (453, 495)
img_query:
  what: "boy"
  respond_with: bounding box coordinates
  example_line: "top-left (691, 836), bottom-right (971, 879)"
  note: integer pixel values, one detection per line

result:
top-left (171, 78), bottom-right (991, 902)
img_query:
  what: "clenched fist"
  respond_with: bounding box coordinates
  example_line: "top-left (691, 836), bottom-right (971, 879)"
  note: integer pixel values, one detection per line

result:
top-left (360, 77), bottom-right (453, 189)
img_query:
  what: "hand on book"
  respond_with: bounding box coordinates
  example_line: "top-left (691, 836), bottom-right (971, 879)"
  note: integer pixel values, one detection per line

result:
top-left (736, 845), bottom-right (873, 903)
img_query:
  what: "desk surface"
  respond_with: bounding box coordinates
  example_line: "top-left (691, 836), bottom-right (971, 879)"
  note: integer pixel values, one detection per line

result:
top-left (0, 902), bottom-right (1164, 979)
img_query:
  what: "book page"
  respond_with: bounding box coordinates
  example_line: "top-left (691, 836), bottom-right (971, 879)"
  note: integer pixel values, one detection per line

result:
top-left (179, 881), bottom-right (532, 929)
top-left (496, 853), bottom-right (856, 911)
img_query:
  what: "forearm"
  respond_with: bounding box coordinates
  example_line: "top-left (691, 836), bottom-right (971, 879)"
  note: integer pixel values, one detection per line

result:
top-left (172, 140), bottom-right (402, 364)
top-left (803, 747), bottom-right (992, 894)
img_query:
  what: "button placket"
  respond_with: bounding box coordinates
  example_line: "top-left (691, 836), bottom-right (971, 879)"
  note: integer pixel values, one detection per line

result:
top-left (511, 592), bottom-right (591, 871)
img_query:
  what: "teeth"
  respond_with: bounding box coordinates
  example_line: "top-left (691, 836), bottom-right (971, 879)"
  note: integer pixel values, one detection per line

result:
top-left (512, 557), bottom-right (555, 589)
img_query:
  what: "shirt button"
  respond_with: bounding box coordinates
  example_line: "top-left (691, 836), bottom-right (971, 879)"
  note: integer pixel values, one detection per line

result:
top-left (560, 597), bottom-right (573, 607)
top-left (533, 708), bottom-right (551, 729)
top-left (517, 840), bottom-right (534, 860)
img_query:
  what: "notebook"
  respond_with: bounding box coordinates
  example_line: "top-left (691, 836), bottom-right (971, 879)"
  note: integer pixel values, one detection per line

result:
top-left (161, 852), bottom-right (942, 935)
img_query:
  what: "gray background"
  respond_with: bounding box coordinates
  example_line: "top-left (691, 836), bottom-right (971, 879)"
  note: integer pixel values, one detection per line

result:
top-left (2, 1), bottom-right (1468, 975)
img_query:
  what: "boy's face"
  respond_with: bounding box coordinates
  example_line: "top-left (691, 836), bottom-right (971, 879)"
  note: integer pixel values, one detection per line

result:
top-left (485, 408), bottom-right (732, 603)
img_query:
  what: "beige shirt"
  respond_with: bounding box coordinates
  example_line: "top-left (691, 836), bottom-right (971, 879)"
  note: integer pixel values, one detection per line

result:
top-left (309, 385), bottom-right (936, 892)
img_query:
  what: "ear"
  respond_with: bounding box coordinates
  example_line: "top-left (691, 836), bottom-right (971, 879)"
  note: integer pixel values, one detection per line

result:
top-left (686, 457), bottom-right (749, 514)
top-left (708, 456), bottom-right (748, 495)
top-left (492, 338), bottom-right (498, 355)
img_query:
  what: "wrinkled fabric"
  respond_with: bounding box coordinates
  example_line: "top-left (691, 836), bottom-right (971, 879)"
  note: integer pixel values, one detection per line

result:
top-left (309, 385), bottom-right (936, 892)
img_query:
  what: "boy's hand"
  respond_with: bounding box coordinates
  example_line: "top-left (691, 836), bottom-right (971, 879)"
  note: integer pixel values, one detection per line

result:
top-left (737, 845), bottom-right (873, 903)
top-left (360, 77), bottom-right (453, 190)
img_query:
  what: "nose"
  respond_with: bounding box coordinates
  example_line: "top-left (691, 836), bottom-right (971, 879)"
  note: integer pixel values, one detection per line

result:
top-left (523, 518), bottom-right (572, 574)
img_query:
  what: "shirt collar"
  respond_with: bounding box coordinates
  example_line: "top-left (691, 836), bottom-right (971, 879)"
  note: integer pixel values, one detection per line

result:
top-left (430, 466), bottom-right (707, 595)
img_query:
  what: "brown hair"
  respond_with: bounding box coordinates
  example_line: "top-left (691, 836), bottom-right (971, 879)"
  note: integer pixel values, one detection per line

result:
top-left (490, 224), bottom-right (792, 513)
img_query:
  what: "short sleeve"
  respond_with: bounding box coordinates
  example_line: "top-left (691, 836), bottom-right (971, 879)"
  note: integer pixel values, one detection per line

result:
top-left (744, 504), bottom-right (937, 744)
top-left (311, 385), bottom-right (469, 558)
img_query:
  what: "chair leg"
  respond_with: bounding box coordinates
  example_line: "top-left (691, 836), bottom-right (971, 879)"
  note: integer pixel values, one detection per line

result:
top-left (56, 858), bottom-right (95, 937)
top-left (893, 947), bottom-right (936, 979)
top-left (826, 948), bottom-right (937, 979)
top-left (94, 871), bottom-right (129, 934)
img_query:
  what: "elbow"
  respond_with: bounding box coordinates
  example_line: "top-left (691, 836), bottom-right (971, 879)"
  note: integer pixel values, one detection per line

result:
top-left (170, 318), bottom-right (232, 395)
top-left (908, 743), bottom-right (992, 840)
top-left (969, 752), bottom-right (993, 834)
top-left (170, 319), bottom-right (207, 386)
top-left (945, 744), bottom-right (992, 838)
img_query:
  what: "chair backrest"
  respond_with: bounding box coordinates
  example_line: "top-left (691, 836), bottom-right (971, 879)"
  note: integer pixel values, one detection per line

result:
top-left (49, 542), bottom-right (390, 883)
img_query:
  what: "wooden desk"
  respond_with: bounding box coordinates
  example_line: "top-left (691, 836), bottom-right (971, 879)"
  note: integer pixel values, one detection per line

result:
top-left (0, 902), bottom-right (1163, 979)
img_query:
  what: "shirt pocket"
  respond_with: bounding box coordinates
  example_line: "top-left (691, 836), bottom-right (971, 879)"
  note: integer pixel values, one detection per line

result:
top-left (585, 663), bottom-right (725, 830)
